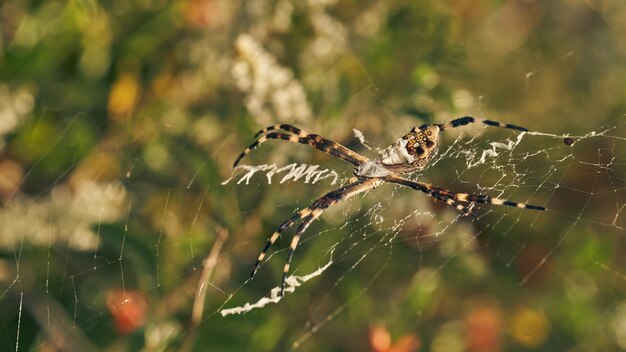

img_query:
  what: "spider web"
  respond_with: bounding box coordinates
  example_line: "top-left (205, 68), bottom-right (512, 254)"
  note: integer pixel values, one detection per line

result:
top-left (2, 1), bottom-right (626, 351)
top-left (2, 84), bottom-right (625, 352)
top-left (219, 118), bottom-right (626, 306)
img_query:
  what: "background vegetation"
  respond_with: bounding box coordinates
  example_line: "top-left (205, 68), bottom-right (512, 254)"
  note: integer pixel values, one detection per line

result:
top-left (1, 0), bottom-right (625, 351)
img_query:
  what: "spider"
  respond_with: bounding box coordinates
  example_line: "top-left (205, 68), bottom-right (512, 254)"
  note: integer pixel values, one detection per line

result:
top-left (233, 116), bottom-right (546, 296)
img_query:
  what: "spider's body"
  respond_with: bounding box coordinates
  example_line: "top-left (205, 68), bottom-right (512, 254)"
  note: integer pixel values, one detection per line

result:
top-left (234, 116), bottom-right (545, 296)
top-left (356, 124), bottom-right (441, 177)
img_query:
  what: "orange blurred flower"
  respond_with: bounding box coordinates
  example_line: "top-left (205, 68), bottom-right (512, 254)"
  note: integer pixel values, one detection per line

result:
top-left (182, 0), bottom-right (229, 29)
top-left (466, 305), bottom-right (503, 352)
top-left (370, 325), bottom-right (421, 352)
top-left (106, 289), bottom-right (148, 335)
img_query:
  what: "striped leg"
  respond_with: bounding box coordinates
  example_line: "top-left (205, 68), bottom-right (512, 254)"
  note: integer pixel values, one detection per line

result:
top-left (250, 209), bottom-right (316, 279)
top-left (280, 214), bottom-right (317, 296)
top-left (383, 175), bottom-right (474, 215)
top-left (249, 177), bottom-right (382, 296)
top-left (253, 123), bottom-right (308, 138)
top-left (279, 177), bottom-right (382, 296)
top-left (385, 175), bottom-right (546, 212)
top-left (424, 116), bottom-right (529, 132)
top-left (449, 192), bottom-right (546, 210)
top-left (233, 125), bottom-right (369, 167)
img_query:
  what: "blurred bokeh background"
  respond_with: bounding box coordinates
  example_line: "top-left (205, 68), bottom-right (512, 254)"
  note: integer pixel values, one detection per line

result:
top-left (1, 0), bottom-right (626, 351)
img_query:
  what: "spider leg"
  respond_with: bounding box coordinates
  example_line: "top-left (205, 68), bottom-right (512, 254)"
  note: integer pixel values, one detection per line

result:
top-left (385, 175), bottom-right (546, 212)
top-left (233, 127), bottom-right (369, 167)
top-left (447, 192), bottom-right (546, 210)
top-left (253, 123), bottom-right (308, 138)
top-left (442, 197), bottom-right (475, 216)
top-left (280, 214), bottom-right (316, 296)
top-left (383, 175), bottom-right (474, 215)
top-left (426, 116), bottom-right (529, 132)
top-left (279, 177), bottom-right (382, 296)
top-left (250, 208), bottom-right (315, 279)
top-left (249, 177), bottom-right (382, 296)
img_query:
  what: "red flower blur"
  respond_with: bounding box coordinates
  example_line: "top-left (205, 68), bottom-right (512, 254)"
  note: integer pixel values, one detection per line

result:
top-left (106, 289), bottom-right (148, 335)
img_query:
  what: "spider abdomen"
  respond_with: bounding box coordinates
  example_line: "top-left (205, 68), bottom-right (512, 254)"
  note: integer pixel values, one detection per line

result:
top-left (375, 125), bottom-right (440, 174)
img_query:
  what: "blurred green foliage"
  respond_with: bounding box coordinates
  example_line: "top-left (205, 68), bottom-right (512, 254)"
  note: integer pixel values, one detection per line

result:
top-left (1, 0), bottom-right (626, 351)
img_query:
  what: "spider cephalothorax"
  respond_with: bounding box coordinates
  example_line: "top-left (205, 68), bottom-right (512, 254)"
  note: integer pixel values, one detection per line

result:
top-left (233, 116), bottom-right (545, 296)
